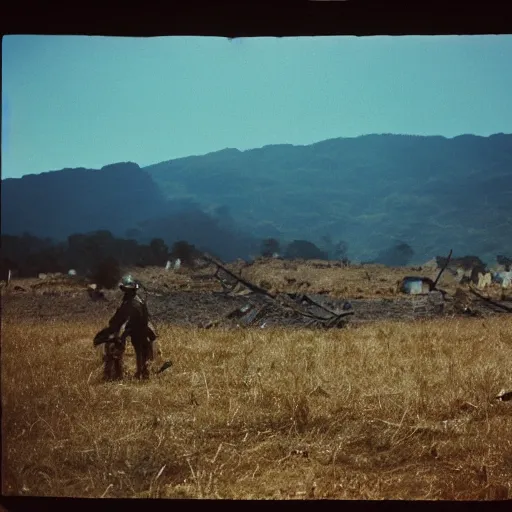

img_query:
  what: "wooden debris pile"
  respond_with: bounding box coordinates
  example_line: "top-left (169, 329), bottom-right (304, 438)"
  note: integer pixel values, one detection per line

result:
top-left (202, 254), bottom-right (354, 329)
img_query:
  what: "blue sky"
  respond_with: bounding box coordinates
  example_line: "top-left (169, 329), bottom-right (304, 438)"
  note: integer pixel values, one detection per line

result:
top-left (2, 35), bottom-right (512, 179)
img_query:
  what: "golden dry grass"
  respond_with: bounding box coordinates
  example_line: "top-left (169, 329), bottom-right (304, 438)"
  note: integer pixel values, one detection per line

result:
top-left (6, 259), bottom-right (509, 304)
top-left (235, 259), bottom-right (420, 298)
top-left (127, 259), bottom-right (507, 300)
top-left (2, 306), bottom-right (512, 499)
top-left (238, 258), bottom-right (512, 301)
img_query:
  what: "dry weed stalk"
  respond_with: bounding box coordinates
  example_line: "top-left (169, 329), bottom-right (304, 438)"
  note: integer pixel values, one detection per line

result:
top-left (2, 311), bottom-right (512, 499)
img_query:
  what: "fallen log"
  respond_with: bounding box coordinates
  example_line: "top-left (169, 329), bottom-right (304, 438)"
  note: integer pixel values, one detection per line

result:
top-left (468, 285), bottom-right (512, 313)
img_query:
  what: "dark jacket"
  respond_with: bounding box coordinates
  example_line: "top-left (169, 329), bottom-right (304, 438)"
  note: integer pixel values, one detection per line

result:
top-left (109, 294), bottom-right (156, 341)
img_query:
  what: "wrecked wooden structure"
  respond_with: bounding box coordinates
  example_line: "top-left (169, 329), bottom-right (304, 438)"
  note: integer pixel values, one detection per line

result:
top-left (200, 249), bottom-right (511, 328)
top-left (201, 254), bottom-right (355, 329)
top-left (137, 250), bottom-right (510, 329)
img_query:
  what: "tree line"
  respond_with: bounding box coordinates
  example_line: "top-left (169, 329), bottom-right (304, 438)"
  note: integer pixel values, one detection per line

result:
top-left (0, 231), bottom-right (350, 288)
top-left (3, 230), bottom-right (505, 290)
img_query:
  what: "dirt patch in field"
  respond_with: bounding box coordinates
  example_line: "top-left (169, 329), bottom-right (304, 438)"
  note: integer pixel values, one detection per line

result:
top-left (3, 285), bottom-right (510, 332)
top-left (2, 259), bottom-right (510, 330)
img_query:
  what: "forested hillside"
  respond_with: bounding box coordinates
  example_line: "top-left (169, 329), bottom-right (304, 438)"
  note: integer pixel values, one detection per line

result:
top-left (145, 133), bottom-right (512, 263)
top-left (3, 134), bottom-right (511, 264)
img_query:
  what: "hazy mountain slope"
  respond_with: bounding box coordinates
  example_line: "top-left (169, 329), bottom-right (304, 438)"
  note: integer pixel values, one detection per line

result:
top-left (2, 134), bottom-right (511, 264)
top-left (1, 162), bottom-right (260, 262)
top-left (145, 133), bottom-right (512, 263)
top-left (1, 162), bottom-right (169, 241)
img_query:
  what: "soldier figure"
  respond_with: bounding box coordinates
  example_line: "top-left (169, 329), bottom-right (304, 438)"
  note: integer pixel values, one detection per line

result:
top-left (95, 275), bottom-right (157, 381)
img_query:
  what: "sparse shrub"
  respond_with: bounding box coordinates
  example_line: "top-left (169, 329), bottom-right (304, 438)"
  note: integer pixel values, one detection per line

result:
top-left (171, 240), bottom-right (198, 267)
top-left (284, 240), bottom-right (328, 261)
top-left (149, 238), bottom-right (169, 266)
top-left (261, 238), bottom-right (280, 257)
top-left (374, 241), bottom-right (414, 267)
top-left (496, 254), bottom-right (511, 271)
top-left (91, 256), bottom-right (121, 289)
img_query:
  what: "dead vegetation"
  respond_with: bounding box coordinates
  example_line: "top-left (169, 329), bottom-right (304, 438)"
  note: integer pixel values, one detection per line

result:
top-left (129, 257), bottom-right (510, 303)
top-left (2, 259), bottom-right (511, 500)
top-left (2, 307), bottom-right (512, 499)
top-left (4, 257), bottom-right (510, 301)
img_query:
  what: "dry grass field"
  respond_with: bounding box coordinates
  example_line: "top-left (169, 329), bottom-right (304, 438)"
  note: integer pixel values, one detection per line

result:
top-left (3, 257), bottom-right (507, 301)
top-left (2, 295), bottom-right (512, 499)
top-left (127, 258), bottom-right (466, 299)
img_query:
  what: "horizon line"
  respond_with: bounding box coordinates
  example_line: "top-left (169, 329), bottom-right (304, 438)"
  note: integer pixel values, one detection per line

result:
top-left (2, 131), bottom-right (511, 180)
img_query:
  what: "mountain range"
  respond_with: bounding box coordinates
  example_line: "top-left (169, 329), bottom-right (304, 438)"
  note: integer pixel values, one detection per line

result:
top-left (2, 133), bottom-right (511, 264)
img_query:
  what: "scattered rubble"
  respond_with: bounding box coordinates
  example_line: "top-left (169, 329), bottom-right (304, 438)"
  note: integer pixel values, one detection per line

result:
top-left (200, 254), bottom-right (355, 329)
top-left (97, 248), bottom-right (512, 326)
top-left (4, 250), bottom-right (511, 328)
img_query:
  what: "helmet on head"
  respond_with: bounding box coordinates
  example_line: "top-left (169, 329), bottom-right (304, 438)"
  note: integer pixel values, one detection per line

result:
top-left (119, 274), bottom-right (140, 292)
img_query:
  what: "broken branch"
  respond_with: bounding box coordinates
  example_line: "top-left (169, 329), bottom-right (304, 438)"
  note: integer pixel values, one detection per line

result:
top-left (432, 248), bottom-right (453, 290)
